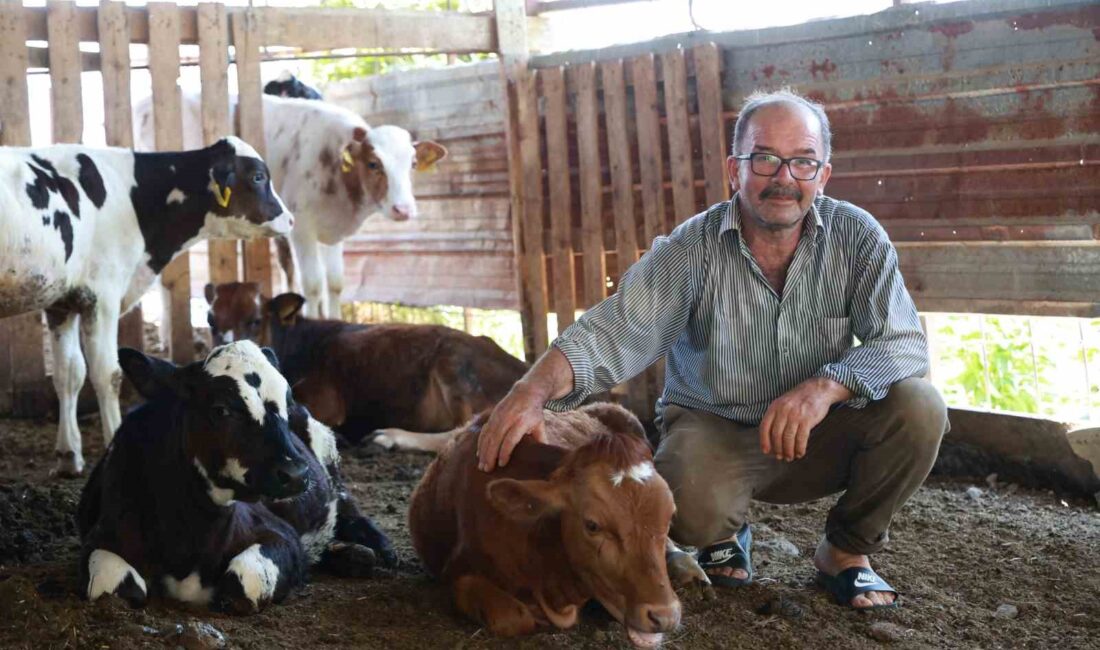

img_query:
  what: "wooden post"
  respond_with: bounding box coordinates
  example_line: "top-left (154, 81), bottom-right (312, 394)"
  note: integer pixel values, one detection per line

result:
top-left (660, 48), bottom-right (696, 225)
top-left (496, 0), bottom-right (547, 360)
top-left (199, 2), bottom-right (239, 289)
top-left (149, 2), bottom-right (193, 365)
top-left (48, 0), bottom-right (82, 144)
top-left (541, 67), bottom-right (576, 331)
top-left (0, 3), bottom-right (48, 417)
top-left (99, 0), bottom-right (144, 355)
top-left (233, 8), bottom-right (275, 299)
top-left (569, 61), bottom-right (606, 310)
top-left (693, 43), bottom-right (728, 207)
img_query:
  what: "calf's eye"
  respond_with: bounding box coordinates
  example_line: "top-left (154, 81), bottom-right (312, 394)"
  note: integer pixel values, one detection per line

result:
top-left (584, 519), bottom-right (600, 534)
top-left (252, 171), bottom-right (267, 184)
top-left (212, 405), bottom-right (232, 419)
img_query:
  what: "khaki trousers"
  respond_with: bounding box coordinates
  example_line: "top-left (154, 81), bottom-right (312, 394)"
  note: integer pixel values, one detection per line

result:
top-left (654, 378), bottom-right (948, 555)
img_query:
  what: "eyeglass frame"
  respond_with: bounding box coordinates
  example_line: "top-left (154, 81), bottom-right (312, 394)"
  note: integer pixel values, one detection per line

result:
top-left (732, 152), bottom-right (825, 181)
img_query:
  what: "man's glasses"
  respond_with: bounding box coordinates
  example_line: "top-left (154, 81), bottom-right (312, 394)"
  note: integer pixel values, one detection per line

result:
top-left (733, 152), bottom-right (823, 181)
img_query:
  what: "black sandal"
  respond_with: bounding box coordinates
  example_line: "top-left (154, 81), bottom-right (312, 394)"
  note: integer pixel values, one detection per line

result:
top-left (815, 566), bottom-right (900, 609)
top-left (695, 523), bottom-right (753, 587)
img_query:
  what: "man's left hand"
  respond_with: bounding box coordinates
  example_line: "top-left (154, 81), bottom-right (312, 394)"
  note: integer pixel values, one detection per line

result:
top-left (759, 377), bottom-right (853, 461)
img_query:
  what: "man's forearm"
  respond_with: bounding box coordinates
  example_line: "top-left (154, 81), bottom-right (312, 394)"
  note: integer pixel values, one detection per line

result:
top-left (517, 347), bottom-right (576, 403)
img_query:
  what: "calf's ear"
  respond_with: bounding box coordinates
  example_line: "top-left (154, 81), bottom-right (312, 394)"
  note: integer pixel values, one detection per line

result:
top-left (119, 348), bottom-right (181, 400)
top-left (204, 283), bottom-right (216, 305)
top-left (269, 293), bottom-right (306, 324)
top-left (487, 478), bottom-right (564, 525)
top-left (413, 140), bottom-right (447, 171)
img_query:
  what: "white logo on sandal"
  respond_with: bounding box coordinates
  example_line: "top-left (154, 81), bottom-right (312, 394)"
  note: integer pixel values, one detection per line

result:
top-left (853, 572), bottom-right (878, 588)
top-left (704, 548), bottom-right (735, 564)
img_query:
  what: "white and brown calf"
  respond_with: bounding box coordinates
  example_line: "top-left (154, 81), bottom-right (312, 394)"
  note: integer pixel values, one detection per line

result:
top-left (0, 137), bottom-right (293, 476)
top-left (135, 92), bottom-right (447, 318)
top-left (77, 341), bottom-right (393, 613)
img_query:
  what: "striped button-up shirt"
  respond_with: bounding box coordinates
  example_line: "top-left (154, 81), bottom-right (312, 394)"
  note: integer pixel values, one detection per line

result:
top-left (546, 194), bottom-right (929, 425)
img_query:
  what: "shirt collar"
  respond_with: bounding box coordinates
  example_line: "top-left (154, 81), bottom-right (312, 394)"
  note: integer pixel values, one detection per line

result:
top-left (721, 193), bottom-right (825, 240)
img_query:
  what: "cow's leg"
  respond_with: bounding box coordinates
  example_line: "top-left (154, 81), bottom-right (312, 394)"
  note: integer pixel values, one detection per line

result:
top-left (274, 236), bottom-right (296, 291)
top-left (371, 426), bottom-right (457, 453)
top-left (320, 242), bottom-right (345, 320)
top-left (83, 547), bottom-right (148, 608)
top-left (334, 494), bottom-right (397, 567)
top-left (214, 540), bottom-right (305, 614)
top-left (48, 311), bottom-right (86, 477)
top-left (291, 232), bottom-right (325, 318)
top-left (453, 574), bottom-right (537, 637)
top-left (665, 538), bottom-right (714, 598)
top-left (80, 298), bottom-right (123, 446)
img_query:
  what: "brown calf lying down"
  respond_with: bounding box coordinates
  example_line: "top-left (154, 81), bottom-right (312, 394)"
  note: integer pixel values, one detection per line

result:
top-left (409, 403), bottom-right (683, 647)
top-left (204, 283), bottom-right (528, 443)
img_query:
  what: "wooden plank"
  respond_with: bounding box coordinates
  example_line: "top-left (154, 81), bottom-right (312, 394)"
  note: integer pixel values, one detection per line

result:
top-left (600, 59), bottom-right (648, 415)
top-left (148, 2), bottom-right (192, 365)
top-left (48, 0), bottom-right (83, 143)
top-left (541, 67), bottom-right (576, 331)
top-left (632, 52), bottom-right (666, 244)
top-left (232, 8), bottom-right (275, 299)
top-left (661, 48), bottom-right (696, 225)
top-left (496, 0), bottom-right (545, 360)
top-left (518, 71), bottom-right (549, 354)
top-left (0, 3), bottom-right (44, 416)
top-left (569, 61), bottom-right (607, 309)
top-left (198, 2), bottom-right (238, 288)
top-left (99, 0), bottom-right (143, 354)
top-left (600, 60), bottom-right (638, 279)
top-left (693, 43), bottom-right (727, 208)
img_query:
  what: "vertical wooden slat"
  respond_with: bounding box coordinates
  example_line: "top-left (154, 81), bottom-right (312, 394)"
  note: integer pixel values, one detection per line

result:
top-left (660, 48), bottom-right (695, 225)
top-left (631, 53), bottom-right (667, 420)
top-left (541, 67), bottom-right (575, 331)
top-left (496, 0), bottom-right (544, 360)
top-left (0, 3), bottom-right (46, 416)
top-left (149, 2), bottom-right (193, 365)
top-left (569, 61), bottom-right (606, 310)
top-left (198, 2), bottom-right (238, 287)
top-left (47, 0), bottom-right (82, 144)
top-left (600, 59), bottom-right (648, 414)
top-left (694, 43), bottom-right (728, 207)
top-left (99, 0), bottom-right (143, 354)
top-left (632, 53), bottom-right (666, 245)
top-left (233, 8), bottom-right (275, 299)
top-left (518, 72), bottom-right (549, 353)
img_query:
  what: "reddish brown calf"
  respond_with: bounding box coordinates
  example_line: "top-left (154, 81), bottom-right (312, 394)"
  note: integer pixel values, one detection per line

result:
top-left (409, 403), bottom-right (681, 647)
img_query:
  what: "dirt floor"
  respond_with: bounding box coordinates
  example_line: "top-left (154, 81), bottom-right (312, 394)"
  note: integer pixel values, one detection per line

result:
top-left (1, 413), bottom-right (1098, 650)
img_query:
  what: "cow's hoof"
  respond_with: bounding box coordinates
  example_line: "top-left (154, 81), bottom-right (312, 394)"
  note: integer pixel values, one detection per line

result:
top-left (368, 430), bottom-right (396, 450)
top-left (667, 550), bottom-right (714, 599)
top-left (323, 542), bottom-right (376, 578)
top-left (50, 452), bottom-right (84, 478)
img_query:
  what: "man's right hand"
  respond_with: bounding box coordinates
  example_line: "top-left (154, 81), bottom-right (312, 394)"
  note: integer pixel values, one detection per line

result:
top-left (476, 381), bottom-right (548, 472)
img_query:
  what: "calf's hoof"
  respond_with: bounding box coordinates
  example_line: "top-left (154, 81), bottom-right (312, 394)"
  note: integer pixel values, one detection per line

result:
top-left (322, 542), bottom-right (376, 578)
top-left (368, 430), bottom-right (396, 450)
top-left (50, 451), bottom-right (84, 478)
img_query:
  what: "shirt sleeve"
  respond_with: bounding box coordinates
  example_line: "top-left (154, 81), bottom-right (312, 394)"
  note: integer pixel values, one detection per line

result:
top-left (814, 226), bottom-right (929, 408)
top-left (545, 232), bottom-right (702, 411)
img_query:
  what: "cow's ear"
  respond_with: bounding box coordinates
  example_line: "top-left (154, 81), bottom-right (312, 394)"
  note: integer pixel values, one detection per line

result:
top-left (260, 347), bottom-right (280, 372)
top-left (204, 282), bottom-right (216, 305)
top-left (581, 403), bottom-right (648, 443)
top-left (413, 140), bottom-right (447, 171)
top-left (119, 347), bottom-right (181, 400)
top-left (487, 478), bottom-right (564, 525)
top-left (269, 293), bottom-right (306, 324)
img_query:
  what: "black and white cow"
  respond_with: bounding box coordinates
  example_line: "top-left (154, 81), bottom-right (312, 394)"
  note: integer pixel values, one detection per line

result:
top-left (77, 340), bottom-right (393, 613)
top-left (0, 136), bottom-right (293, 477)
top-left (264, 70), bottom-right (324, 100)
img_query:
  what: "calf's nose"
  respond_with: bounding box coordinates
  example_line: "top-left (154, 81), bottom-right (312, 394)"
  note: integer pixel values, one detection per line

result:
top-left (391, 204), bottom-right (413, 221)
top-left (640, 602), bottom-right (680, 632)
top-left (270, 457), bottom-right (308, 497)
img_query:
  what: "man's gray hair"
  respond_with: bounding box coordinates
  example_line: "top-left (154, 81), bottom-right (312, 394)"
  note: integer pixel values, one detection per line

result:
top-left (731, 89), bottom-right (832, 163)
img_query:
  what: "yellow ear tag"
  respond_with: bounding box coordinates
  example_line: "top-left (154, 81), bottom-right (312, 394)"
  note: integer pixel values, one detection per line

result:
top-left (341, 149), bottom-right (355, 173)
top-left (214, 185), bottom-right (232, 208)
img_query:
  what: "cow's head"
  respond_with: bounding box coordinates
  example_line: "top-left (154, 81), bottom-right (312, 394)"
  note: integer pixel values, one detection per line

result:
top-left (205, 282), bottom-right (264, 346)
top-left (487, 406), bottom-right (680, 647)
top-left (339, 125), bottom-right (447, 222)
top-left (203, 136), bottom-right (294, 238)
top-left (118, 342), bottom-right (310, 505)
top-left (263, 71), bottom-right (324, 100)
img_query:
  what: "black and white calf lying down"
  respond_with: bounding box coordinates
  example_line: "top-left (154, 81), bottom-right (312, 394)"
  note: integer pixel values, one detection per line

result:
top-left (77, 341), bottom-right (392, 613)
top-left (0, 136), bottom-right (293, 477)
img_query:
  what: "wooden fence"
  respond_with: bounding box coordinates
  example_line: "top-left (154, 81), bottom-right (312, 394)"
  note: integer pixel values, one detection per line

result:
top-left (0, 0), bottom-right (518, 417)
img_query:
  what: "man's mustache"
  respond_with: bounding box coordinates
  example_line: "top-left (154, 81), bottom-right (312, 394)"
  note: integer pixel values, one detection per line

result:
top-left (760, 185), bottom-right (802, 201)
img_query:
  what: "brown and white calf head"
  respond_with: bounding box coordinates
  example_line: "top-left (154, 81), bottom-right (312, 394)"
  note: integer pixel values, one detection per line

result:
top-left (339, 125), bottom-right (446, 222)
top-left (205, 282), bottom-right (265, 346)
top-left (118, 341), bottom-right (309, 504)
top-left (487, 426), bottom-right (680, 648)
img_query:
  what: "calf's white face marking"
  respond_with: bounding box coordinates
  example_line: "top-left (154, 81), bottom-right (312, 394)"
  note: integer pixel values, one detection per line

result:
top-left (166, 188), bottom-right (187, 205)
top-left (87, 549), bottom-right (147, 601)
top-left (203, 340), bottom-right (289, 423)
top-left (609, 461), bottom-right (656, 488)
top-left (194, 459), bottom-right (236, 506)
top-left (227, 543), bottom-right (280, 608)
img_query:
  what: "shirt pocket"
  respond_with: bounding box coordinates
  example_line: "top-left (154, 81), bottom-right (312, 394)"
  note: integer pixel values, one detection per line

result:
top-left (819, 316), bottom-right (852, 362)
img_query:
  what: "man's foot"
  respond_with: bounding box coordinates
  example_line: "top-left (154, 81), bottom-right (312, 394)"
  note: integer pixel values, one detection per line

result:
top-left (813, 537), bottom-right (897, 608)
top-left (696, 524), bottom-right (752, 586)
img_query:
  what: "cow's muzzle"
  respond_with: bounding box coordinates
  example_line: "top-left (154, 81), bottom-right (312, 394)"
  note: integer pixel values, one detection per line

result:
top-left (262, 455), bottom-right (309, 499)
